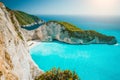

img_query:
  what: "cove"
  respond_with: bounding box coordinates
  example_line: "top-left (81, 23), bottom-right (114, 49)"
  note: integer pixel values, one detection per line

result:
top-left (30, 16), bottom-right (120, 80)
top-left (30, 39), bottom-right (120, 80)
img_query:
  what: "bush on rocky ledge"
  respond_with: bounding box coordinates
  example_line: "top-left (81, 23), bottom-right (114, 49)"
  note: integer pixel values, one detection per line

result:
top-left (35, 68), bottom-right (80, 80)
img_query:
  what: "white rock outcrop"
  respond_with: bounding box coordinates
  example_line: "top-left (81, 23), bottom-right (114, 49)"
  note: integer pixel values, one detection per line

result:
top-left (0, 2), bottom-right (42, 80)
top-left (22, 21), bottom-right (117, 45)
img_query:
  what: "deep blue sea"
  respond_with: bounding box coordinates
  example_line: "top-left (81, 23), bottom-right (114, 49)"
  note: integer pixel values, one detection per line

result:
top-left (30, 15), bottom-right (120, 80)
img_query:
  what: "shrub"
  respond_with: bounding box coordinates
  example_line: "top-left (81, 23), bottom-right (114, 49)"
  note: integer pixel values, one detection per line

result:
top-left (35, 68), bottom-right (80, 80)
top-left (47, 21), bottom-right (82, 32)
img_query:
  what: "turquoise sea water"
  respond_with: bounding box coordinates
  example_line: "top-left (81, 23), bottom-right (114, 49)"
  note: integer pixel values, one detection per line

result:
top-left (30, 16), bottom-right (120, 80)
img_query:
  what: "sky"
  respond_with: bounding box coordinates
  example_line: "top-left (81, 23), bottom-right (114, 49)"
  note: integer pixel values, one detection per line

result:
top-left (1, 0), bottom-right (120, 16)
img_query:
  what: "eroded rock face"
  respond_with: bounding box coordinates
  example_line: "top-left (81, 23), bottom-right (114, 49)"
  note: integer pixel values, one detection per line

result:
top-left (22, 21), bottom-right (117, 45)
top-left (0, 2), bottom-right (42, 80)
top-left (42, 22), bottom-right (117, 44)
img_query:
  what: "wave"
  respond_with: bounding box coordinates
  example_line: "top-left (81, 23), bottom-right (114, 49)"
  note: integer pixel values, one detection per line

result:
top-left (114, 43), bottom-right (119, 46)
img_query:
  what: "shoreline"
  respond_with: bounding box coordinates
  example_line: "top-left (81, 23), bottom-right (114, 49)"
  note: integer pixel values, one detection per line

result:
top-left (27, 40), bottom-right (41, 49)
top-left (27, 40), bottom-right (45, 73)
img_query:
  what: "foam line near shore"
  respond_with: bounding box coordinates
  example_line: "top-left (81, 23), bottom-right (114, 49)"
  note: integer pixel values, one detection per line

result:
top-left (27, 40), bottom-right (41, 49)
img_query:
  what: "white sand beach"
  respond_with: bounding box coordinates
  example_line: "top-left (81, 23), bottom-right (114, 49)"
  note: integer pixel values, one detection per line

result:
top-left (27, 40), bottom-right (41, 49)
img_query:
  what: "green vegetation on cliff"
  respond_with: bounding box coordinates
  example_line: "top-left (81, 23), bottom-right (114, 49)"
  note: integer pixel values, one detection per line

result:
top-left (13, 11), bottom-right (41, 25)
top-left (47, 21), bottom-right (82, 32)
top-left (59, 22), bottom-right (82, 32)
top-left (6, 7), bottom-right (41, 26)
top-left (47, 21), bottom-right (116, 44)
top-left (35, 68), bottom-right (80, 80)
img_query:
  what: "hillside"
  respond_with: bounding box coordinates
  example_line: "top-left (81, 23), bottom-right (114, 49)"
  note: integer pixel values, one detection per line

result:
top-left (6, 7), bottom-right (42, 26)
top-left (40, 21), bottom-right (117, 45)
top-left (48, 21), bottom-right (82, 32)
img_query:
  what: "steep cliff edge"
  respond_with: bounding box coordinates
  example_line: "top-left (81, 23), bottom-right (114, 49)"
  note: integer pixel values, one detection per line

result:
top-left (0, 2), bottom-right (42, 80)
top-left (43, 21), bottom-right (117, 44)
top-left (22, 21), bottom-right (117, 45)
top-left (6, 7), bottom-right (43, 26)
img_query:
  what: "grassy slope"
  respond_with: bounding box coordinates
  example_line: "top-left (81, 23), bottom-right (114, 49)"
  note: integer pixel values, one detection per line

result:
top-left (59, 22), bottom-right (82, 32)
top-left (13, 11), bottom-right (41, 25)
top-left (6, 7), bottom-right (41, 26)
top-left (47, 21), bottom-right (83, 32)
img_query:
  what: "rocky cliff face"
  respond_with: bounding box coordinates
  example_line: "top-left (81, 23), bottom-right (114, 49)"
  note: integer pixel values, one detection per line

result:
top-left (22, 21), bottom-right (117, 45)
top-left (0, 2), bottom-right (42, 80)
top-left (39, 21), bottom-right (117, 44)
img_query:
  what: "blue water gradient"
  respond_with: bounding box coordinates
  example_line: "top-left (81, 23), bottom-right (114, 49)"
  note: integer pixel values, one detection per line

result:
top-left (30, 16), bottom-right (120, 80)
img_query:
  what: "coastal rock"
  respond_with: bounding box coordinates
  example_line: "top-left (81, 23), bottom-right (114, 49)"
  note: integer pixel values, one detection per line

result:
top-left (12, 5), bottom-right (117, 45)
top-left (0, 2), bottom-right (42, 80)
top-left (28, 21), bottom-right (117, 45)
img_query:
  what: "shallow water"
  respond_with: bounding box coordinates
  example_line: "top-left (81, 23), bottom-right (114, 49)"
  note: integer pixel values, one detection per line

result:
top-left (30, 41), bottom-right (120, 80)
top-left (30, 16), bottom-right (120, 80)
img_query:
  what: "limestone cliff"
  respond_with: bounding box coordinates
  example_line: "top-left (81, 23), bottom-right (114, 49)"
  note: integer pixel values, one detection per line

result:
top-left (43, 21), bottom-right (117, 44)
top-left (22, 21), bottom-right (117, 45)
top-left (0, 2), bottom-right (42, 80)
